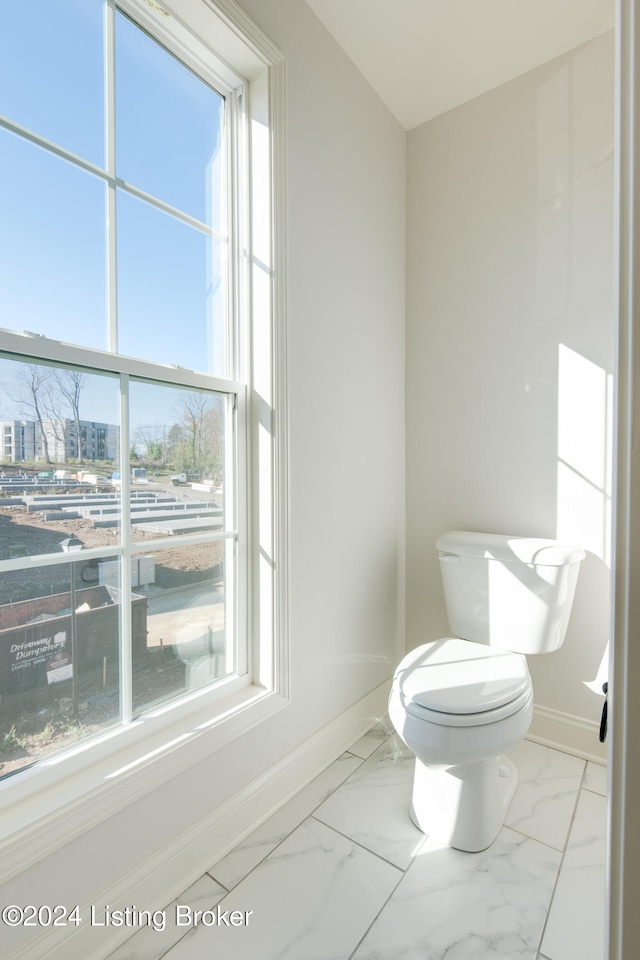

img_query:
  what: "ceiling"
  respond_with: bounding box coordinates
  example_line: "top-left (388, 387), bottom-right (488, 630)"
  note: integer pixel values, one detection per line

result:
top-left (303, 0), bottom-right (615, 130)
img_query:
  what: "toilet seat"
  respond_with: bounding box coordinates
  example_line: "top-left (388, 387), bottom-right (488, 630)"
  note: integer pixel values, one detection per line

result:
top-left (395, 638), bottom-right (531, 728)
top-left (404, 685), bottom-right (532, 727)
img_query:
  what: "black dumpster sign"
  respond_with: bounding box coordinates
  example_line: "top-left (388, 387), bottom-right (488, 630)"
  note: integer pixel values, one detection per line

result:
top-left (0, 585), bottom-right (147, 699)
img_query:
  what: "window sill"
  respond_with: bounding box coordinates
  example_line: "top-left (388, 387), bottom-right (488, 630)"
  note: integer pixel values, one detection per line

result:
top-left (0, 681), bottom-right (288, 887)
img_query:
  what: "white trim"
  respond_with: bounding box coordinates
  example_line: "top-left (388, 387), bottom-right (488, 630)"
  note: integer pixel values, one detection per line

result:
top-left (117, 0), bottom-right (246, 94)
top-left (528, 704), bottom-right (607, 764)
top-left (0, 115), bottom-right (229, 241)
top-left (609, 1), bottom-right (640, 958)
top-left (0, 329), bottom-right (245, 395)
top-left (202, 0), bottom-right (285, 69)
top-left (105, 1), bottom-right (118, 353)
top-left (0, 683), bottom-right (287, 889)
top-left (119, 372), bottom-right (133, 724)
top-left (7, 682), bottom-right (390, 960)
top-left (0, 532), bottom-right (238, 576)
top-left (270, 55), bottom-right (290, 701)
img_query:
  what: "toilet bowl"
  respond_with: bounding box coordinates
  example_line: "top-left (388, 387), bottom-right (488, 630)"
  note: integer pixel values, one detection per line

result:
top-left (389, 638), bottom-right (534, 851)
top-left (390, 531), bottom-right (584, 852)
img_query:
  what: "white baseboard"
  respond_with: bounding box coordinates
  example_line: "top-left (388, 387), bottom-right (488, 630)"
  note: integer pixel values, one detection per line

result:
top-left (14, 681), bottom-right (390, 960)
top-left (528, 704), bottom-right (607, 764)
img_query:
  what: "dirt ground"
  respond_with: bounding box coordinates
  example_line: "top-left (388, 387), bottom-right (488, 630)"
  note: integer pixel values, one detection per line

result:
top-left (0, 648), bottom-right (186, 779)
top-left (0, 498), bottom-right (222, 602)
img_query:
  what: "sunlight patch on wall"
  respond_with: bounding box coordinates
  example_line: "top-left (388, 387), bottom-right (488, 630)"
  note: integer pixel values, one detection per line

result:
top-left (557, 343), bottom-right (612, 566)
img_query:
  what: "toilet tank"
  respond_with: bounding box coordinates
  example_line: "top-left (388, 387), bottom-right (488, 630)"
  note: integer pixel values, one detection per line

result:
top-left (436, 531), bottom-right (585, 655)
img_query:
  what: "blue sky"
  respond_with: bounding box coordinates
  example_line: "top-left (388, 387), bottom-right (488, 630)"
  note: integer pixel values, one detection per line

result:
top-left (0, 0), bottom-right (225, 380)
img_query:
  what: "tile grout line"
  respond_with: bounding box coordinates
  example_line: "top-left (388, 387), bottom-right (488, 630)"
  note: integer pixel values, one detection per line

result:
top-left (533, 760), bottom-right (589, 960)
top-left (156, 929), bottom-right (195, 960)
top-left (205, 749), bottom-right (373, 890)
top-left (205, 871), bottom-right (230, 892)
top-left (105, 875), bottom-right (232, 960)
top-left (308, 810), bottom-right (419, 874)
top-left (344, 849), bottom-right (415, 960)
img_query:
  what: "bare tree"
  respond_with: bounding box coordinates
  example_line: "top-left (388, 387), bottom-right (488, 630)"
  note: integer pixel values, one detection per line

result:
top-left (201, 400), bottom-right (223, 477)
top-left (175, 392), bottom-right (210, 471)
top-left (54, 370), bottom-right (86, 461)
top-left (17, 363), bottom-right (53, 463)
top-left (39, 379), bottom-right (68, 453)
top-left (170, 393), bottom-right (223, 476)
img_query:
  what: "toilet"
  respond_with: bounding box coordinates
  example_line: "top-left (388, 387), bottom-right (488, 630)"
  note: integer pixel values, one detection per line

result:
top-left (389, 530), bottom-right (584, 852)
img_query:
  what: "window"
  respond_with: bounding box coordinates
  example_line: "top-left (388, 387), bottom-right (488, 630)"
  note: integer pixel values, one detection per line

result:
top-left (0, 0), bottom-right (286, 816)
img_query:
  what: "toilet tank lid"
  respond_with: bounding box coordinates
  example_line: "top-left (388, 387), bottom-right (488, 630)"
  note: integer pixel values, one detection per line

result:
top-left (436, 530), bottom-right (585, 566)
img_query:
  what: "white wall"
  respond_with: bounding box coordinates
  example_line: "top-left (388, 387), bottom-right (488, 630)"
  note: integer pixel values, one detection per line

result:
top-left (0, 3), bottom-right (406, 957)
top-left (406, 32), bottom-right (614, 752)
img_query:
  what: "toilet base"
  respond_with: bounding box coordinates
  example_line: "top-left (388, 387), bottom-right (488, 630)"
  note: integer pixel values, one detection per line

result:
top-left (409, 754), bottom-right (518, 852)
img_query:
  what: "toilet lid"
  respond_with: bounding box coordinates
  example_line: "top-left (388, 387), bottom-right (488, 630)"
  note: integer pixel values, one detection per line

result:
top-left (395, 638), bottom-right (530, 717)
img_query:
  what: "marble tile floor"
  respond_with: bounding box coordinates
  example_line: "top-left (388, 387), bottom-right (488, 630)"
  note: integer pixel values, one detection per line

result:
top-left (107, 721), bottom-right (607, 960)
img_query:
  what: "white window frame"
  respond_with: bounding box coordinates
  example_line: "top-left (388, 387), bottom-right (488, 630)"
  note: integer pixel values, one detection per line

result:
top-left (0, 0), bottom-right (288, 885)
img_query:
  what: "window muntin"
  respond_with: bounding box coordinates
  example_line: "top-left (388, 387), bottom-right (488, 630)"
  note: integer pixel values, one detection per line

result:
top-left (131, 540), bottom-right (231, 715)
top-left (0, 1), bottom-right (245, 781)
top-left (0, 0), bottom-right (106, 168)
